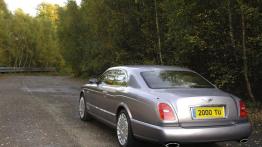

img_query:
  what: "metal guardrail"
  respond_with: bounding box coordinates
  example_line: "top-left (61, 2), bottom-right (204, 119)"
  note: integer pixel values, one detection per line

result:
top-left (0, 67), bottom-right (56, 73)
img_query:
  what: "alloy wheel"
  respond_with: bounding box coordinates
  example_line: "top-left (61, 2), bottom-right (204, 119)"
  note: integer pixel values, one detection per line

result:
top-left (117, 113), bottom-right (129, 146)
top-left (79, 97), bottom-right (85, 119)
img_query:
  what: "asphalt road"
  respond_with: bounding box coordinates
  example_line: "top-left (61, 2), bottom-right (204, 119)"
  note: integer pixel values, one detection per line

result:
top-left (0, 75), bottom-right (261, 147)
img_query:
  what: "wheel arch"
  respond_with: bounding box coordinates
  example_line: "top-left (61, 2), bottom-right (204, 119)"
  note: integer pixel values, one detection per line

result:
top-left (80, 90), bottom-right (85, 97)
top-left (116, 103), bottom-right (133, 120)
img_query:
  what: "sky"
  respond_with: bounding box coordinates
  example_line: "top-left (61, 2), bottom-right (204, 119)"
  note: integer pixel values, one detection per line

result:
top-left (4, 0), bottom-right (81, 16)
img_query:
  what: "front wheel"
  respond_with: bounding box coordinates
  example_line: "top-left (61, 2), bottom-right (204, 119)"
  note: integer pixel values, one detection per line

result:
top-left (79, 95), bottom-right (92, 121)
top-left (116, 110), bottom-right (136, 147)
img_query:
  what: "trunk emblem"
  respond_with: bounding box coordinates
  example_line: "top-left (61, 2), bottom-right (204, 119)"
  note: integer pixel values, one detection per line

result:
top-left (203, 98), bottom-right (213, 103)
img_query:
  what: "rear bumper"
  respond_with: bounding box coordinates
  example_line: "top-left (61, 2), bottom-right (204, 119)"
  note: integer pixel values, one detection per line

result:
top-left (131, 119), bottom-right (252, 143)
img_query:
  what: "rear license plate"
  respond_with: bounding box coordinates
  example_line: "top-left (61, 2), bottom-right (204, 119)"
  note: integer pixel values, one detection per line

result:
top-left (192, 106), bottom-right (225, 119)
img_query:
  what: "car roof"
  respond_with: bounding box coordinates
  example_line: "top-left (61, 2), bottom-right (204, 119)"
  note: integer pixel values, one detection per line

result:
top-left (108, 65), bottom-right (193, 72)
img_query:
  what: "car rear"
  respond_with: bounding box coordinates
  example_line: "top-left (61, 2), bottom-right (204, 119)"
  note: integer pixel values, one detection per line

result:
top-left (132, 97), bottom-right (251, 144)
top-left (137, 68), bottom-right (252, 144)
top-left (172, 94), bottom-right (239, 128)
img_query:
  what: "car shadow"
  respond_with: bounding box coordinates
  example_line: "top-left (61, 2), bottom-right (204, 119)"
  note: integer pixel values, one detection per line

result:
top-left (84, 119), bottom-right (221, 147)
top-left (181, 143), bottom-right (220, 147)
top-left (136, 141), bottom-right (221, 147)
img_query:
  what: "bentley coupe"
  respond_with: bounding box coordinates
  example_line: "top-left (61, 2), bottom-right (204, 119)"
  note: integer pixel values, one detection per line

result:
top-left (79, 65), bottom-right (252, 147)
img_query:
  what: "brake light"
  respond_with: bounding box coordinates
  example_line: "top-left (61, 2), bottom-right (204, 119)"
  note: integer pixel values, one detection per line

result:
top-left (158, 103), bottom-right (175, 121)
top-left (239, 100), bottom-right (248, 118)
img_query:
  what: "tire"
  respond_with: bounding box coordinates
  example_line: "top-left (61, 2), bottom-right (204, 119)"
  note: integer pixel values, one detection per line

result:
top-left (116, 110), bottom-right (137, 147)
top-left (79, 94), bottom-right (92, 121)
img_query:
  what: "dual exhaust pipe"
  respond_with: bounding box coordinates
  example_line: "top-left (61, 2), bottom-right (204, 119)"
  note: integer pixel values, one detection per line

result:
top-left (165, 143), bottom-right (180, 147)
top-left (239, 138), bottom-right (248, 143)
top-left (164, 139), bottom-right (248, 147)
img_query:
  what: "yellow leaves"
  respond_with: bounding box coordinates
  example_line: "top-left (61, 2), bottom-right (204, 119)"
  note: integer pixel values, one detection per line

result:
top-left (37, 3), bottom-right (60, 24)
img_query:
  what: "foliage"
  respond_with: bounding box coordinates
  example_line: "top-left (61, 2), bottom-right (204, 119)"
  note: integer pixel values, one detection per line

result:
top-left (247, 101), bottom-right (262, 127)
top-left (57, 0), bottom-right (262, 102)
top-left (0, 0), bottom-right (62, 68)
top-left (1, 0), bottom-right (262, 102)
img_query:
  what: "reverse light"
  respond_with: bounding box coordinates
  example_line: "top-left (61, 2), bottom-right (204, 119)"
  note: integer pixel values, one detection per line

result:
top-left (239, 100), bottom-right (248, 119)
top-left (158, 103), bottom-right (175, 121)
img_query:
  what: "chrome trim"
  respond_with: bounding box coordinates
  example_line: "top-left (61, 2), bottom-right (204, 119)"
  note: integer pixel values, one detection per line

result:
top-left (165, 143), bottom-right (180, 147)
top-left (157, 102), bottom-right (178, 124)
top-left (87, 102), bottom-right (116, 116)
top-left (83, 88), bottom-right (101, 94)
top-left (84, 88), bottom-right (139, 102)
top-left (240, 138), bottom-right (248, 143)
top-left (131, 119), bottom-right (161, 130)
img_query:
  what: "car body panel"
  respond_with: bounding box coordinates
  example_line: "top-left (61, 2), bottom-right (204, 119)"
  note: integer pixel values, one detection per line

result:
top-left (131, 119), bottom-right (252, 143)
top-left (80, 65), bottom-right (252, 143)
top-left (150, 88), bottom-right (239, 127)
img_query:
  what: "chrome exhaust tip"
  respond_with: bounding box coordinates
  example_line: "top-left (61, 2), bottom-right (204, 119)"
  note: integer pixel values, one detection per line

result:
top-left (165, 142), bottom-right (180, 147)
top-left (240, 138), bottom-right (248, 143)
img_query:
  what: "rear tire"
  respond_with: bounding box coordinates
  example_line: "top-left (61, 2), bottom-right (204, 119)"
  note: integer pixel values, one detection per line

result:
top-left (79, 94), bottom-right (92, 121)
top-left (116, 110), bottom-right (137, 147)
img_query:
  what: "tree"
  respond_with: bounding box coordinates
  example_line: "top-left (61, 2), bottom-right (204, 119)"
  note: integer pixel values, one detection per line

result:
top-left (57, 0), bottom-right (262, 102)
top-left (37, 3), bottom-right (60, 25)
top-left (154, 0), bottom-right (163, 64)
top-left (36, 3), bottom-right (63, 68)
top-left (0, 1), bottom-right (63, 69)
top-left (237, 0), bottom-right (256, 102)
top-left (58, 0), bottom-right (85, 75)
top-left (0, 0), bottom-right (10, 65)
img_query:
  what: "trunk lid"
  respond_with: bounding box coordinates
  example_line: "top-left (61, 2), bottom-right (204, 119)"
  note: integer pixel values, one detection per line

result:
top-left (151, 88), bottom-right (238, 127)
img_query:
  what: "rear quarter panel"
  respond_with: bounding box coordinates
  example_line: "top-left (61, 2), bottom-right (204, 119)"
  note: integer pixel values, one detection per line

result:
top-left (118, 87), bottom-right (160, 125)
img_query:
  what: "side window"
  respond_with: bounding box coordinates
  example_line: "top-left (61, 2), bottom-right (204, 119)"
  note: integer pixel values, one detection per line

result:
top-left (100, 70), bottom-right (114, 85)
top-left (114, 70), bottom-right (127, 86)
top-left (100, 69), bottom-right (127, 86)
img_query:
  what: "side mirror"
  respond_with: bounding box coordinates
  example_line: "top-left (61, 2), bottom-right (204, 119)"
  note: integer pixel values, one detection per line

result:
top-left (88, 78), bottom-right (98, 84)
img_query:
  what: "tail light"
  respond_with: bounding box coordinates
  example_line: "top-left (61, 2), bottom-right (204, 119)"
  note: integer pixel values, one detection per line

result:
top-left (239, 100), bottom-right (248, 118)
top-left (158, 103), bottom-right (175, 121)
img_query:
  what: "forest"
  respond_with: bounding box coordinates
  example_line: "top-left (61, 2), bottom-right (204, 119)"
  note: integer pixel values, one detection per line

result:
top-left (0, 0), bottom-right (262, 103)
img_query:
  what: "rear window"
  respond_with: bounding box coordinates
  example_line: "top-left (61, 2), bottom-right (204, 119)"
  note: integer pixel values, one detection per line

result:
top-left (141, 70), bottom-right (214, 89)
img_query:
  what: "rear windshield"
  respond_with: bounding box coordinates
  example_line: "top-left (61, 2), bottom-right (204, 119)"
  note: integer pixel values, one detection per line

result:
top-left (141, 70), bottom-right (214, 89)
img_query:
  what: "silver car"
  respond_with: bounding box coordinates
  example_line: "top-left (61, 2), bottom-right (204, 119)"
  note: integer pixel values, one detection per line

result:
top-left (79, 65), bottom-right (252, 147)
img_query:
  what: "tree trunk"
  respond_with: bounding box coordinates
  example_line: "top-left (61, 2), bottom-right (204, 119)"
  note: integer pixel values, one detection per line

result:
top-left (23, 54), bottom-right (28, 68)
top-left (227, 0), bottom-right (240, 63)
top-left (227, 0), bottom-right (236, 49)
top-left (240, 8), bottom-right (256, 102)
top-left (18, 49), bottom-right (23, 68)
top-left (8, 50), bottom-right (12, 67)
top-left (154, 0), bottom-right (163, 64)
top-left (14, 51), bottom-right (18, 68)
top-left (28, 55), bottom-right (32, 68)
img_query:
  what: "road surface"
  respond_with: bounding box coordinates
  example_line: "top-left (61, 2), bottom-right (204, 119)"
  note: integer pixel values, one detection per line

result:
top-left (0, 75), bottom-right (261, 147)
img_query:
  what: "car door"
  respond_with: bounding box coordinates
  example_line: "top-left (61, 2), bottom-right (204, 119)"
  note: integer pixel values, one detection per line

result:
top-left (83, 70), bottom-right (115, 120)
top-left (97, 69), bottom-right (128, 124)
top-left (83, 82), bottom-right (101, 115)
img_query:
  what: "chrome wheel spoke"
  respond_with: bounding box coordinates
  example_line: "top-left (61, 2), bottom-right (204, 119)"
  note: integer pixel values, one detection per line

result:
top-left (117, 113), bottom-right (129, 146)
